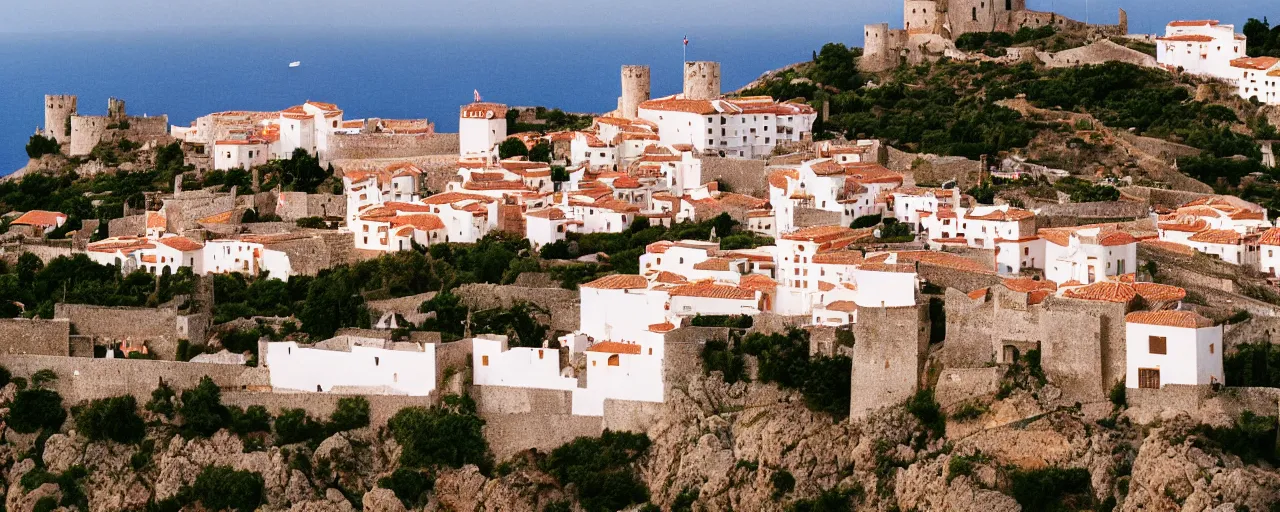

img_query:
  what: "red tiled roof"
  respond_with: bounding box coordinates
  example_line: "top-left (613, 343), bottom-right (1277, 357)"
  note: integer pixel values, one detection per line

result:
top-left (781, 225), bottom-right (856, 243)
top-left (768, 169), bottom-right (798, 190)
top-left (637, 98), bottom-right (717, 115)
top-left (1133, 282), bottom-right (1187, 303)
top-left (390, 214), bottom-right (446, 232)
top-left (648, 322), bottom-right (676, 333)
top-left (1158, 219), bottom-right (1208, 233)
top-left (739, 273), bottom-right (777, 291)
top-left (1062, 281), bottom-right (1136, 303)
top-left (1158, 35), bottom-right (1214, 42)
top-left (157, 236), bottom-right (204, 252)
top-left (1125, 310), bottom-right (1213, 329)
top-left (965, 207), bottom-right (1035, 222)
top-left (1188, 229), bottom-right (1243, 244)
top-left (1259, 227), bottom-right (1280, 246)
top-left (525, 208), bottom-right (566, 220)
top-left (823, 301), bottom-right (858, 313)
top-left (587, 341), bottom-right (642, 354)
top-left (692, 258), bottom-right (733, 271)
top-left (888, 251), bottom-right (994, 275)
top-left (967, 288), bottom-right (989, 300)
top-left (813, 251), bottom-right (864, 265)
top-left (1098, 231), bottom-right (1138, 246)
top-left (11, 210), bottom-right (66, 228)
top-left (582, 274), bottom-right (649, 290)
top-left (1230, 57), bottom-right (1280, 71)
top-left (651, 271), bottom-right (689, 285)
top-left (1002, 278), bottom-right (1056, 294)
top-left (1167, 20), bottom-right (1218, 27)
top-left (146, 211), bottom-right (166, 229)
top-left (668, 282), bottom-right (756, 300)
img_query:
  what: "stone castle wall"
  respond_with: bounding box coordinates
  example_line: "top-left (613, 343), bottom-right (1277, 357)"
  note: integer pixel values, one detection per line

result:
top-left (327, 133), bottom-right (459, 161)
top-left (0, 354), bottom-right (270, 402)
top-left (276, 192), bottom-right (346, 221)
top-left (454, 283), bottom-right (581, 333)
top-left (701, 157), bottom-right (768, 196)
top-left (916, 261), bottom-right (1000, 292)
top-left (0, 319), bottom-right (71, 356)
top-left (0, 242), bottom-right (74, 264)
top-left (850, 304), bottom-right (929, 419)
top-left (68, 116), bottom-right (109, 157)
top-left (53, 304), bottom-right (183, 359)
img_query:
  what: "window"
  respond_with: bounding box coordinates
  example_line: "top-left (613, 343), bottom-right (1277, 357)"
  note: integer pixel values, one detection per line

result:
top-left (1148, 336), bottom-right (1167, 355)
top-left (972, 7), bottom-right (977, 20)
top-left (538, 350), bottom-right (544, 360)
top-left (374, 357), bottom-right (380, 366)
top-left (481, 355), bottom-right (489, 366)
top-left (1138, 368), bottom-right (1160, 389)
top-left (607, 355), bottom-right (620, 366)
top-left (1209, 343), bottom-right (1214, 354)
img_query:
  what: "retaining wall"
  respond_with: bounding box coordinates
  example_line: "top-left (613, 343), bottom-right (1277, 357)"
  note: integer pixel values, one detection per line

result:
top-left (327, 133), bottom-right (459, 160)
top-left (0, 319), bottom-right (71, 356)
top-left (0, 354), bottom-right (269, 402)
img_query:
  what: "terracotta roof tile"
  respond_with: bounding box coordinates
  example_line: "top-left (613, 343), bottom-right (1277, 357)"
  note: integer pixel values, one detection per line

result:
top-left (1158, 35), bottom-right (1215, 42)
top-left (1132, 282), bottom-right (1187, 303)
top-left (651, 271), bottom-right (689, 285)
top-left (146, 211), bottom-right (166, 229)
top-left (11, 210), bottom-right (67, 227)
top-left (587, 341), bottom-right (642, 354)
top-left (813, 251), bottom-right (864, 265)
top-left (889, 251), bottom-right (994, 275)
top-left (1139, 239), bottom-right (1196, 256)
top-left (668, 282), bottom-right (756, 300)
top-left (1062, 281), bottom-right (1136, 303)
top-left (1230, 57), bottom-right (1280, 71)
top-left (823, 301), bottom-right (858, 313)
top-left (157, 236), bottom-right (204, 252)
top-left (648, 322), bottom-right (676, 333)
top-left (1125, 310), bottom-right (1213, 329)
top-left (582, 274), bottom-right (649, 290)
top-left (1259, 227), bottom-right (1280, 246)
top-left (738, 273), bottom-right (777, 291)
top-left (967, 288), bottom-right (989, 300)
top-left (637, 98), bottom-right (717, 115)
top-left (1167, 20), bottom-right (1218, 27)
top-left (692, 258), bottom-right (734, 271)
top-left (1188, 229), bottom-right (1243, 244)
top-left (1002, 278), bottom-right (1057, 294)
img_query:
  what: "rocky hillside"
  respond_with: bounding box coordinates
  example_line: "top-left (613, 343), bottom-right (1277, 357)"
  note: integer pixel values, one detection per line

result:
top-left (1, 370), bottom-right (1276, 512)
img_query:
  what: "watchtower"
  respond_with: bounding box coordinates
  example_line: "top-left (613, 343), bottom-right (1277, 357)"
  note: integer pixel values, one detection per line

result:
top-left (682, 61), bottom-right (721, 101)
top-left (619, 65), bottom-right (651, 119)
top-left (44, 95), bottom-right (78, 143)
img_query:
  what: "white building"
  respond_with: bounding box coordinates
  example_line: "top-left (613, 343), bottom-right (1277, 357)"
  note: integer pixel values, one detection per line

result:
top-left (10, 210), bottom-right (68, 235)
top-left (212, 140), bottom-right (270, 171)
top-left (637, 96), bottom-right (815, 159)
top-left (1185, 229), bottom-right (1260, 266)
top-left (921, 204), bottom-right (1036, 250)
top-left (459, 102), bottom-right (509, 162)
top-left (343, 163), bottom-right (424, 225)
top-left (1156, 20), bottom-right (1246, 81)
top-left (350, 202), bottom-right (446, 253)
top-left (264, 338), bottom-right (436, 395)
top-left (1125, 310), bottom-right (1223, 389)
top-left (1258, 227), bottom-right (1280, 276)
top-left (1231, 56), bottom-right (1280, 105)
top-left (472, 335), bottom-right (576, 390)
top-left (1040, 226), bottom-right (1138, 285)
top-left (572, 340), bottom-right (664, 416)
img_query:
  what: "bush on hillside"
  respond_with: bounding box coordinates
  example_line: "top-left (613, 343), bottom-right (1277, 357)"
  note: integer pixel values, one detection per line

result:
top-left (9, 388), bottom-right (66, 433)
top-left (191, 465), bottom-right (264, 512)
top-left (542, 430), bottom-right (651, 512)
top-left (75, 395), bottom-right (145, 444)
top-left (179, 376), bottom-right (230, 437)
top-left (387, 395), bottom-right (490, 470)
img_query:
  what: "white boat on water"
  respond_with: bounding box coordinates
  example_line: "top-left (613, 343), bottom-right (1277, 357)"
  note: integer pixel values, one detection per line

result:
top-left (289, 61), bottom-right (301, 68)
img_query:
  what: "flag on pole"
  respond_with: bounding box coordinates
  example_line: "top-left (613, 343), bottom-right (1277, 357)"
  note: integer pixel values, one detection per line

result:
top-left (683, 35), bottom-right (689, 46)
top-left (473, 89), bottom-right (482, 102)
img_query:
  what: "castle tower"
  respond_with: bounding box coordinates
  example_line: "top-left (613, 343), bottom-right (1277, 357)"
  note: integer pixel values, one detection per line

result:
top-left (459, 102), bottom-right (509, 161)
top-left (682, 61), bottom-right (721, 101)
top-left (619, 65), bottom-right (651, 119)
top-left (44, 95), bottom-right (77, 143)
top-left (107, 98), bottom-right (126, 121)
top-left (1117, 8), bottom-right (1128, 35)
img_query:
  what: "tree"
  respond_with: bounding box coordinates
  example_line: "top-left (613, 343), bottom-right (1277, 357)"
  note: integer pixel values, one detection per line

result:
top-left (328, 396), bottom-right (371, 433)
top-left (297, 267), bottom-right (366, 339)
top-left (279, 149), bottom-right (328, 193)
top-left (529, 140), bottom-right (552, 163)
top-left (550, 165), bottom-right (570, 182)
top-left (542, 430), bottom-right (652, 512)
top-left (378, 468), bottom-right (434, 508)
top-left (179, 376), bottom-right (230, 437)
top-left (229, 405), bottom-right (272, 435)
top-left (274, 408), bottom-right (324, 445)
top-left (25, 134), bottom-right (60, 159)
top-left (75, 395), bottom-right (144, 444)
top-left (154, 142), bottom-right (186, 172)
top-left (498, 138), bottom-right (529, 159)
top-left (387, 395), bottom-right (490, 470)
top-left (191, 466), bottom-right (264, 512)
top-left (8, 388), bottom-right (66, 433)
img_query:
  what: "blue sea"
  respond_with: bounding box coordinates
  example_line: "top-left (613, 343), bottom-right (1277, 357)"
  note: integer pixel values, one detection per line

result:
top-left (0, 1), bottom-right (1251, 174)
top-left (0, 27), bottom-right (869, 174)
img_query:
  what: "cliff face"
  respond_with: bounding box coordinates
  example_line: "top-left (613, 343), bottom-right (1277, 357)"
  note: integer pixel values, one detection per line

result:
top-left (0, 376), bottom-right (1277, 512)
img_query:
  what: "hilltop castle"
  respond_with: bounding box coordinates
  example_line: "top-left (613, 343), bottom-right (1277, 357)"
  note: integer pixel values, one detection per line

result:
top-left (861, 0), bottom-right (1129, 71)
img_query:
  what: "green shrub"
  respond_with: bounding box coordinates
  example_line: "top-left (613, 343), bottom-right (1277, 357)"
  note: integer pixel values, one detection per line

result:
top-left (31, 369), bottom-right (58, 389)
top-left (0, 365), bottom-right (11, 388)
top-left (1224, 342), bottom-right (1280, 387)
top-left (771, 469), bottom-right (796, 498)
top-left (26, 134), bottom-right (60, 159)
top-left (296, 216), bottom-right (329, 229)
top-left (179, 376), bottom-right (230, 437)
top-left (9, 388), bottom-right (66, 433)
top-left (947, 452), bottom-right (989, 483)
top-left (850, 213), bottom-right (883, 229)
top-left (950, 401), bottom-right (989, 422)
top-left (1191, 411), bottom-right (1279, 465)
top-left (785, 486), bottom-right (863, 511)
top-left (229, 405), bottom-right (272, 435)
top-left (191, 465), bottom-right (264, 512)
top-left (672, 487), bottom-right (700, 512)
top-left (329, 396), bottom-right (371, 433)
top-left (33, 496), bottom-right (58, 512)
top-left (689, 314), bottom-right (753, 328)
top-left (905, 389), bottom-right (946, 440)
top-left (274, 408), bottom-right (324, 445)
top-left (377, 468), bottom-right (434, 508)
top-left (146, 382), bottom-right (177, 418)
top-left (542, 430), bottom-right (651, 512)
top-left (1009, 467), bottom-right (1093, 511)
top-left (1108, 380), bottom-right (1127, 409)
top-left (75, 395), bottom-right (144, 443)
top-left (700, 339), bottom-right (748, 384)
top-left (740, 330), bottom-right (851, 419)
top-left (388, 395), bottom-right (490, 470)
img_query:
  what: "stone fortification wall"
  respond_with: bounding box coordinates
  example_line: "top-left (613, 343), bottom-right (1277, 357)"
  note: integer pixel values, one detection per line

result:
top-left (0, 319), bottom-right (71, 356)
top-left (434, 339), bottom-right (473, 391)
top-left (454, 283), bottom-right (580, 333)
top-left (276, 192), bottom-right (345, 221)
top-left (916, 261), bottom-right (999, 292)
top-left (1035, 201), bottom-right (1149, 227)
top-left (886, 147), bottom-right (980, 188)
top-left (0, 242), bottom-right (74, 264)
top-left (1122, 186), bottom-right (1214, 209)
top-left (749, 313), bottom-right (809, 335)
top-left (794, 208), bottom-right (841, 229)
top-left (1126, 385), bottom-right (1280, 426)
top-left (702, 158), bottom-right (767, 196)
top-left (332, 154), bottom-right (458, 194)
top-left (327, 133), bottom-right (459, 161)
top-left (108, 214), bottom-right (148, 238)
top-left (223, 391), bottom-right (436, 426)
top-left (850, 305), bottom-right (928, 420)
top-left (1223, 316), bottom-right (1280, 350)
top-left (602, 399), bottom-right (664, 433)
top-left (933, 367), bottom-right (1002, 407)
top-left (472, 386), bottom-right (604, 460)
top-left (1038, 40), bottom-right (1156, 69)
top-left (0, 355), bottom-right (269, 402)
top-left (68, 116), bottom-right (109, 156)
top-left (53, 304), bottom-right (182, 359)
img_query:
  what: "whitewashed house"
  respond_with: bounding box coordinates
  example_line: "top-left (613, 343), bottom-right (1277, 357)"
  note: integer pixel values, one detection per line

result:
top-left (1040, 226), bottom-right (1138, 285)
top-left (264, 338), bottom-right (436, 395)
top-left (1125, 310), bottom-right (1223, 389)
top-left (1156, 20), bottom-right (1246, 81)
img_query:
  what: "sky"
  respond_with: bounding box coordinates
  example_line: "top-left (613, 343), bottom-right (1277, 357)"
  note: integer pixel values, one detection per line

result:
top-left (1, 0), bottom-right (1270, 36)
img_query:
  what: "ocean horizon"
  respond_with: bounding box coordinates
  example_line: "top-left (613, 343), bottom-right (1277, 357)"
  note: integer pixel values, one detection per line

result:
top-left (0, 26), bottom-right (872, 174)
top-left (0, 1), bottom-right (1251, 174)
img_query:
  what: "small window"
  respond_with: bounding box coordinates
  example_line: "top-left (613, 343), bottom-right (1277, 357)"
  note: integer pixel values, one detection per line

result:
top-left (1209, 344), bottom-right (1215, 354)
top-left (481, 355), bottom-right (490, 366)
top-left (1148, 336), bottom-right (1167, 355)
top-left (607, 354), bottom-right (620, 366)
top-left (538, 350), bottom-right (544, 360)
